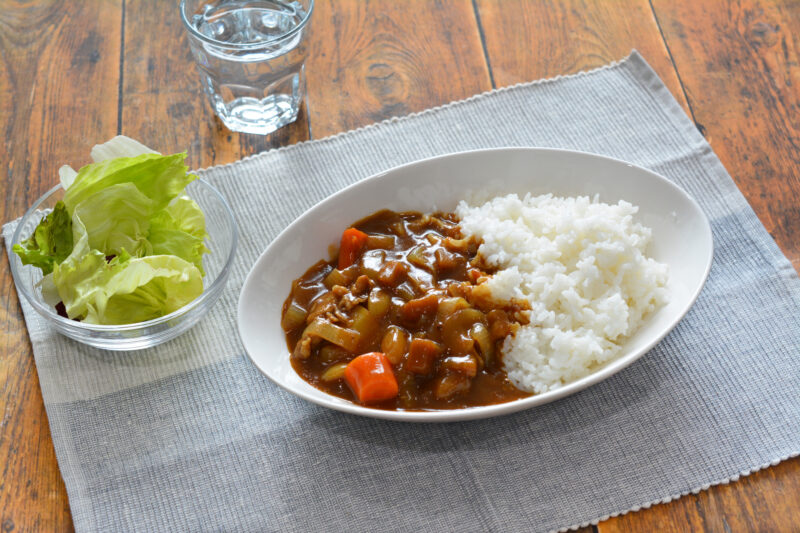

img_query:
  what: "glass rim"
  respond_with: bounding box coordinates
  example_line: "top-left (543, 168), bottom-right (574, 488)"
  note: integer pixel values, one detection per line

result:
top-left (179, 0), bottom-right (314, 50)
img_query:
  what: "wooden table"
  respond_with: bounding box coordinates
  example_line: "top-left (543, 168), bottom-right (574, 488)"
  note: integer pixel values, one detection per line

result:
top-left (2, 1), bottom-right (798, 530)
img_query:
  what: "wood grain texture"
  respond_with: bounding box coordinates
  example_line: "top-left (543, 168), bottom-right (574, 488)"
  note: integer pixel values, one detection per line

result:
top-left (596, 0), bottom-right (800, 527)
top-left (474, 1), bottom-right (800, 531)
top-left (1, 1), bottom-right (798, 531)
top-left (650, 0), bottom-right (800, 271)
top-left (473, 0), bottom-right (691, 113)
top-left (0, 1), bottom-right (122, 531)
top-left (121, 0), bottom-right (309, 169)
top-left (598, 457), bottom-right (800, 532)
top-left (304, 0), bottom-right (492, 137)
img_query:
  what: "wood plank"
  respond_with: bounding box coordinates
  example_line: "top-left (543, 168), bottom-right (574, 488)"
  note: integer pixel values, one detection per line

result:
top-left (3, 2), bottom-right (795, 533)
top-left (474, 1), bottom-right (799, 531)
top-left (121, 0), bottom-right (310, 169)
top-left (0, 1), bottom-right (122, 531)
top-left (304, 0), bottom-right (493, 137)
top-left (474, 0), bottom-right (690, 114)
top-left (600, 0), bottom-right (800, 528)
top-left (471, 6), bottom-right (682, 531)
top-left (598, 457), bottom-right (800, 532)
top-left (651, 0), bottom-right (800, 270)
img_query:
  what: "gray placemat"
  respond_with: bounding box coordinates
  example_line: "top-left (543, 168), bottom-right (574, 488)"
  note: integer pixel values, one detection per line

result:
top-left (4, 51), bottom-right (799, 533)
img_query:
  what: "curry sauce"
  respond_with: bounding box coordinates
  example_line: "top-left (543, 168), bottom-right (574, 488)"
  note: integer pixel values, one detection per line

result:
top-left (282, 209), bottom-right (531, 410)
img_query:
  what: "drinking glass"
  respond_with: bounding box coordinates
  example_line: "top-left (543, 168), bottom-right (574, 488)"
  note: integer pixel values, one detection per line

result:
top-left (180, 0), bottom-right (313, 135)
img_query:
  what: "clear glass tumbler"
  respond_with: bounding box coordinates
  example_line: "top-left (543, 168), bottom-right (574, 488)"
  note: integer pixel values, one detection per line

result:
top-left (180, 0), bottom-right (313, 135)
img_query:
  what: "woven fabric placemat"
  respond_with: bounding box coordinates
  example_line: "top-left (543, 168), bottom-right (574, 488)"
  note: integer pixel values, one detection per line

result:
top-left (4, 51), bottom-right (799, 532)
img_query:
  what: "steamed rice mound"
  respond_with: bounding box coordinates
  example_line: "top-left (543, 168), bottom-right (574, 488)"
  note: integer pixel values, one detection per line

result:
top-left (456, 193), bottom-right (669, 394)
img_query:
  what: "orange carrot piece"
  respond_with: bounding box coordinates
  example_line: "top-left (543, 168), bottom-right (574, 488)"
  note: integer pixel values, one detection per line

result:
top-left (338, 228), bottom-right (369, 269)
top-left (344, 352), bottom-right (399, 404)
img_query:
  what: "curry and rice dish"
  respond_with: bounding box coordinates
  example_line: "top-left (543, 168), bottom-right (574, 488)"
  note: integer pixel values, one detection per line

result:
top-left (281, 193), bottom-right (669, 410)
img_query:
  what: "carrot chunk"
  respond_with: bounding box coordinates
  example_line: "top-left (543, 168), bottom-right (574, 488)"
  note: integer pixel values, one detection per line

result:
top-left (344, 352), bottom-right (399, 404)
top-left (338, 228), bottom-right (369, 269)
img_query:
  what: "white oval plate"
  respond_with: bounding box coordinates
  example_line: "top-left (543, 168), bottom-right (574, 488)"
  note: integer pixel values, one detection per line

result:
top-left (238, 148), bottom-right (713, 422)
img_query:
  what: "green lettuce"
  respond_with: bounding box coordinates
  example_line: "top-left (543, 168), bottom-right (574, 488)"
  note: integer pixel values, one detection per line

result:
top-left (63, 151), bottom-right (194, 214)
top-left (72, 182), bottom-right (155, 258)
top-left (148, 196), bottom-right (209, 275)
top-left (13, 201), bottom-right (74, 275)
top-left (54, 243), bottom-right (203, 325)
top-left (15, 136), bottom-right (209, 325)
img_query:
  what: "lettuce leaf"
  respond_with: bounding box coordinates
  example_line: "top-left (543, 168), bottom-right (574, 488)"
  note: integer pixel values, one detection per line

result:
top-left (148, 196), bottom-right (209, 274)
top-left (54, 250), bottom-right (203, 325)
top-left (162, 195), bottom-right (207, 239)
top-left (90, 135), bottom-right (158, 162)
top-left (63, 152), bottom-right (195, 214)
top-left (14, 136), bottom-right (210, 325)
top-left (12, 201), bottom-right (73, 275)
top-left (72, 182), bottom-right (155, 258)
top-left (98, 256), bottom-right (203, 325)
top-left (59, 165), bottom-right (78, 190)
top-left (54, 215), bottom-right (203, 325)
top-left (58, 135), bottom-right (157, 190)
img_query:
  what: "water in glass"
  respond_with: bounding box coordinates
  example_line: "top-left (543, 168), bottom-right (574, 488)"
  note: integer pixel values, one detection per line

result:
top-left (185, 0), bottom-right (311, 135)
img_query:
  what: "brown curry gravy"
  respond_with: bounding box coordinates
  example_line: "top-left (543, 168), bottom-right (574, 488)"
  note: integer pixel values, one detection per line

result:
top-left (282, 210), bottom-right (531, 410)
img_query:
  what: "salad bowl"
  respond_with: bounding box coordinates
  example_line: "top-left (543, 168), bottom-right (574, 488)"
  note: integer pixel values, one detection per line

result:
top-left (9, 178), bottom-right (238, 351)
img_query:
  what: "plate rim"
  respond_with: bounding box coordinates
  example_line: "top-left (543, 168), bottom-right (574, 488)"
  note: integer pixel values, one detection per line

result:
top-left (237, 147), bottom-right (714, 422)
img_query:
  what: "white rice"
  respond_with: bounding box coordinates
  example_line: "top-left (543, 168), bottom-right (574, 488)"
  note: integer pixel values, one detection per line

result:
top-left (456, 193), bottom-right (669, 394)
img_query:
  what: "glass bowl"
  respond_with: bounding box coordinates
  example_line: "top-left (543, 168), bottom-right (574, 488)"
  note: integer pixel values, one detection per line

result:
top-left (9, 178), bottom-right (238, 351)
